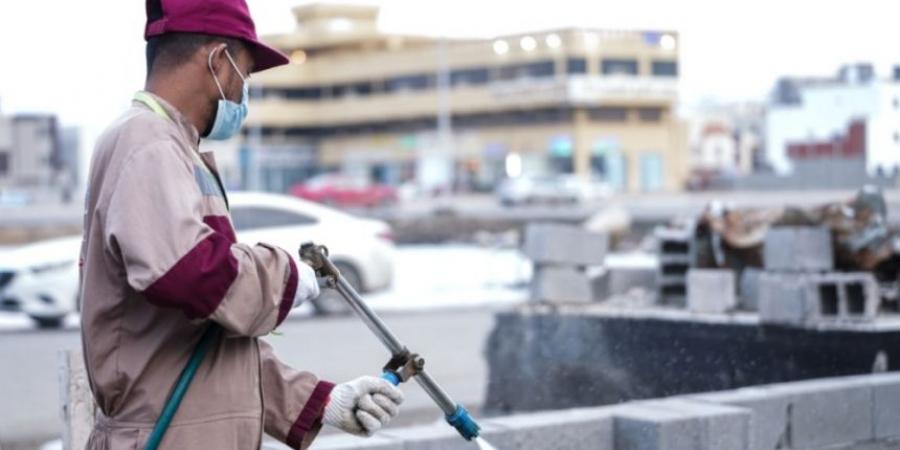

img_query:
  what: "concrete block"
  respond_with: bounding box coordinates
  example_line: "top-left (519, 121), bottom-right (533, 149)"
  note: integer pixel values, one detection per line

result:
top-left (806, 272), bottom-right (879, 322)
top-left (738, 268), bottom-right (762, 311)
top-left (482, 407), bottom-right (614, 450)
top-left (763, 226), bottom-right (833, 272)
top-left (867, 373), bottom-right (900, 439)
top-left (687, 269), bottom-right (737, 314)
top-left (654, 399), bottom-right (750, 450)
top-left (758, 272), bottom-right (879, 325)
top-left (758, 272), bottom-right (809, 325)
top-left (380, 421), bottom-right (508, 450)
top-left (524, 223), bottom-right (608, 266)
top-left (608, 267), bottom-right (658, 296)
top-left (532, 266), bottom-right (594, 303)
top-left (59, 350), bottom-right (95, 450)
top-left (768, 377), bottom-right (874, 449)
top-left (614, 403), bottom-right (704, 450)
top-left (295, 433), bottom-right (403, 450)
top-left (688, 387), bottom-right (790, 450)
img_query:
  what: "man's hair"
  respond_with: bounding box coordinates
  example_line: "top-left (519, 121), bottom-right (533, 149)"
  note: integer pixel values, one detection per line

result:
top-left (146, 32), bottom-right (246, 75)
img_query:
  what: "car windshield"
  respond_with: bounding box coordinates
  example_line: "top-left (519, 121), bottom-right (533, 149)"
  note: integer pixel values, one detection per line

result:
top-left (229, 206), bottom-right (318, 231)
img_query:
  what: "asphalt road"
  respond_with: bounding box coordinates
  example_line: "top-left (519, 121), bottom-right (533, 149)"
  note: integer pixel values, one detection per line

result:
top-left (0, 307), bottom-right (500, 449)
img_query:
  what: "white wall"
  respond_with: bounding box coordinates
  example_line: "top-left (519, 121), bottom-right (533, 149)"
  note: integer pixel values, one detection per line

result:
top-left (766, 83), bottom-right (879, 174)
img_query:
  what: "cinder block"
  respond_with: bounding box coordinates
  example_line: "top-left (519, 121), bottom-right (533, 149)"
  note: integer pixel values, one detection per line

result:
top-left (763, 226), bottom-right (833, 272)
top-left (688, 387), bottom-right (790, 450)
top-left (524, 223), bottom-right (608, 266)
top-left (738, 268), bottom-right (762, 311)
top-left (758, 272), bottom-right (879, 325)
top-left (482, 407), bottom-right (614, 450)
top-left (768, 377), bottom-right (874, 449)
top-left (687, 269), bottom-right (737, 314)
top-left (532, 266), bottom-right (594, 303)
top-left (867, 373), bottom-right (900, 439)
top-left (809, 272), bottom-right (878, 322)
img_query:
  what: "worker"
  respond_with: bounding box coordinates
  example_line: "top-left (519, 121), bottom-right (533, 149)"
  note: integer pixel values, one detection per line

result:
top-left (79, 0), bottom-right (403, 448)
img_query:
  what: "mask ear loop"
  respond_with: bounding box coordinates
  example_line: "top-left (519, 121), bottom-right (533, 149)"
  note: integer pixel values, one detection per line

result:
top-left (222, 49), bottom-right (248, 83)
top-left (208, 45), bottom-right (228, 100)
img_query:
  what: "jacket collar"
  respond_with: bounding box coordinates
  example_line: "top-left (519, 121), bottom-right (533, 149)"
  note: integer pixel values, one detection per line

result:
top-left (133, 91), bottom-right (201, 148)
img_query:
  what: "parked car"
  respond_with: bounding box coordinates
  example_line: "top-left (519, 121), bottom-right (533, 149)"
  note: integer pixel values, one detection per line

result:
top-left (0, 192), bottom-right (395, 327)
top-left (496, 174), bottom-right (610, 206)
top-left (0, 236), bottom-right (81, 328)
top-left (290, 174), bottom-right (397, 208)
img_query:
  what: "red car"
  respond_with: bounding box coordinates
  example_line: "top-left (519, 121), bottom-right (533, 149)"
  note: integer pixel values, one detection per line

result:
top-left (290, 174), bottom-right (398, 208)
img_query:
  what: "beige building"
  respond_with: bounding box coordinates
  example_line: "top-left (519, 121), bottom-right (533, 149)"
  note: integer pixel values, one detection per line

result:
top-left (247, 3), bottom-right (688, 193)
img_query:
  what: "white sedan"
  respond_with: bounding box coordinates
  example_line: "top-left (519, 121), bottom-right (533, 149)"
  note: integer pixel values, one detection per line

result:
top-left (0, 192), bottom-right (395, 327)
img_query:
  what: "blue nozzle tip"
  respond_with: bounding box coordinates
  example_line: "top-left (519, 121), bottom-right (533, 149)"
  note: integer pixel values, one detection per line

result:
top-left (446, 405), bottom-right (480, 441)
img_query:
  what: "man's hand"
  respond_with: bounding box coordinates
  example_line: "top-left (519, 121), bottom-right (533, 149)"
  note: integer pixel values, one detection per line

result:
top-left (294, 261), bottom-right (320, 306)
top-left (323, 376), bottom-right (404, 437)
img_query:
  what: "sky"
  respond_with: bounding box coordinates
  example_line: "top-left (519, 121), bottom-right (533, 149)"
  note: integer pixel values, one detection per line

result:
top-left (0, 0), bottom-right (898, 148)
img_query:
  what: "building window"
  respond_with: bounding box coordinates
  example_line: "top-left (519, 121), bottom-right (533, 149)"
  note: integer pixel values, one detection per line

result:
top-left (567, 58), bottom-right (587, 74)
top-left (451, 67), bottom-right (490, 86)
top-left (589, 107), bottom-right (628, 121)
top-left (652, 60), bottom-right (678, 77)
top-left (638, 107), bottom-right (663, 122)
top-left (601, 58), bottom-right (638, 75)
top-left (0, 152), bottom-right (8, 175)
top-left (385, 74), bottom-right (434, 92)
top-left (277, 87), bottom-right (321, 100)
top-left (499, 60), bottom-right (555, 80)
top-left (230, 206), bottom-right (317, 232)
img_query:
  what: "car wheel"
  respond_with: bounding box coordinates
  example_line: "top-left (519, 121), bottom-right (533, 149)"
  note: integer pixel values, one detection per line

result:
top-left (32, 315), bottom-right (64, 329)
top-left (312, 262), bottom-right (363, 316)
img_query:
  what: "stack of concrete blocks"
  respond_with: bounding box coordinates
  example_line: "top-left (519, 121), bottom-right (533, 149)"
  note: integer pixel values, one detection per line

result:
top-left (655, 227), bottom-right (694, 306)
top-left (687, 269), bottom-right (737, 314)
top-left (758, 226), bottom-right (880, 325)
top-left (524, 223), bottom-right (608, 304)
top-left (296, 373), bottom-right (900, 450)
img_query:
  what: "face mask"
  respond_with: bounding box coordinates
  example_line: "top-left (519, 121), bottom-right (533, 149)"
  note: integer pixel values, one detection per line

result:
top-left (206, 48), bottom-right (249, 141)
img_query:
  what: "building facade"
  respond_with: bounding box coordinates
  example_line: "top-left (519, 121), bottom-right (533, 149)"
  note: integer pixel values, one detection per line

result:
top-left (0, 109), bottom-right (80, 203)
top-left (245, 4), bottom-right (688, 193)
top-left (767, 63), bottom-right (900, 178)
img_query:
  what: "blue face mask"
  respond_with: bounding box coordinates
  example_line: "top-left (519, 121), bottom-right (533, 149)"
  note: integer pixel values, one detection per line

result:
top-left (206, 48), bottom-right (249, 141)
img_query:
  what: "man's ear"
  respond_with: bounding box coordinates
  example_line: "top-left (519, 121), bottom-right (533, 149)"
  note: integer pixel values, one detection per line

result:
top-left (205, 43), bottom-right (232, 78)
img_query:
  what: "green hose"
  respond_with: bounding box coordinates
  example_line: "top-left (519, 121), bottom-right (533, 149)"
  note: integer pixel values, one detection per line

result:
top-left (143, 324), bottom-right (221, 450)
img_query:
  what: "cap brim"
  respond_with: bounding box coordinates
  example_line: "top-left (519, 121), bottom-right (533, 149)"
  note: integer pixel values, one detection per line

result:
top-left (247, 40), bottom-right (290, 73)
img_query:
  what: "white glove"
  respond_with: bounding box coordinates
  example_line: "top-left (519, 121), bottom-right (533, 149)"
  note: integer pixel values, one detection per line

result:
top-left (323, 376), bottom-right (404, 437)
top-left (293, 261), bottom-right (320, 307)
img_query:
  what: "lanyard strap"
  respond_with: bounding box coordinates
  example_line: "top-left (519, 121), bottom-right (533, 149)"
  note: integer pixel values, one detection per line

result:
top-left (134, 91), bottom-right (171, 121)
top-left (132, 92), bottom-right (228, 202)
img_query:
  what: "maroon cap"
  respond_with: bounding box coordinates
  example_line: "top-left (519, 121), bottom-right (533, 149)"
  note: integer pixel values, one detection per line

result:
top-left (145, 0), bottom-right (290, 73)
